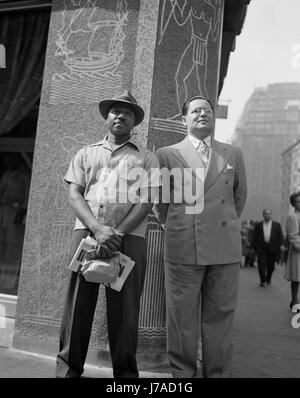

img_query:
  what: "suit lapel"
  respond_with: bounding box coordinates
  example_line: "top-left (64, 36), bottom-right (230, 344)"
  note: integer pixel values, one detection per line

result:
top-left (172, 137), bottom-right (205, 183)
top-left (269, 221), bottom-right (274, 242)
top-left (170, 138), bottom-right (234, 193)
top-left (260, 222), bottom-right (264, 241)
top-left (177, 137), bottom-right (205, 168)
top-left (204, 140), bottom-right (233, 192)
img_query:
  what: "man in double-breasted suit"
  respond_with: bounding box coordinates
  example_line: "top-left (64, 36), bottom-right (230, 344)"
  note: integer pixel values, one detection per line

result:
top-left (154, 95), bottom-right (247, 378)
top-left (251, 209), bottom-right (284, 287)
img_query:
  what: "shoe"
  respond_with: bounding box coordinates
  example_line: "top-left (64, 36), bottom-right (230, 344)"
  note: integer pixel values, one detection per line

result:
top-left (260, 282), bottom-right (266, 287)
top-left (290, 301), bottom-right (300, 313)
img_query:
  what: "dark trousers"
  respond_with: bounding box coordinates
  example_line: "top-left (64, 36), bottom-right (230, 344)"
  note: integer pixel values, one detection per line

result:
top-left (55, 230), bottom-right (147, 378)
top-left (257, 246), bottom-right (276, 284)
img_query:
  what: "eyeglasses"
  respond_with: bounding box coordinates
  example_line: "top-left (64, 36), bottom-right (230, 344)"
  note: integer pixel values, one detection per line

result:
top-left (192, 108), bottom-right (213, 116)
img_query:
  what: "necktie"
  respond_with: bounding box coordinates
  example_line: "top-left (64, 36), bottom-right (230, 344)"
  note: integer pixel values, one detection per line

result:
top-left (198, 140), bottom-right (210, 166)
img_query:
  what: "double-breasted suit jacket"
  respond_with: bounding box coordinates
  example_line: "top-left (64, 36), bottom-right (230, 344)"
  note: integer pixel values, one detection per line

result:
top-left (154, 137), bottom-right (247, 265)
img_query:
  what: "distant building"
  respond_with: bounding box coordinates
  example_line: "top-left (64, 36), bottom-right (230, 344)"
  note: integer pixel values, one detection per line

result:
top-left (281, 140), bottom-right (300, 229)
top-left (232, 82), bottom-right (300, 222)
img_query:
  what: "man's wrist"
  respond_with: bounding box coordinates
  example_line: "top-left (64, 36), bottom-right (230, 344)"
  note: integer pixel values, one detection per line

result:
top-left (114, 228), bottom-right (125, 237)
top-left (88, 220), bottom-right (103, 235)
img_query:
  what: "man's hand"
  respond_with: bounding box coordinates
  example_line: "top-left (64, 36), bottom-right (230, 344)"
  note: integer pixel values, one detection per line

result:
top-left (93, 225), bottom-right (123, 258)
top-left (68, 183), bottom-right (123, 258)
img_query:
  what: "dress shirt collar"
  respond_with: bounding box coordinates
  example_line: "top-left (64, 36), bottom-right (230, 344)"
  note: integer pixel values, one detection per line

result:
top-left (187, 134), bottom-right (212, 149)
top-left (90, 135), bottom-right (140, 151)
top-left (263, 220), bottom-right (272, 225)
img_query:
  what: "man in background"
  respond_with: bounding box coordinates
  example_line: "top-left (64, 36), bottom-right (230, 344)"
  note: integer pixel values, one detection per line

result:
top-left (251, 209), bottom-right (284, 287)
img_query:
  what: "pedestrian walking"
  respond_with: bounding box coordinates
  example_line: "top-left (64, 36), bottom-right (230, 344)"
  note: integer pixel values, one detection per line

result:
top-left (251, 209), bottom-right (284, 287)
top-left (246, 220), bottom-right (256, 267)
top-left (241, 220), bottom-right (249, 267)
top-left (284, 192), bottom-right (300, 313)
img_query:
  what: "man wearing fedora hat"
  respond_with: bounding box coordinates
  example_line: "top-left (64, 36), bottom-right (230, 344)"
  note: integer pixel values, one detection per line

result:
top-left (55, 90), bottom-right (160, 378)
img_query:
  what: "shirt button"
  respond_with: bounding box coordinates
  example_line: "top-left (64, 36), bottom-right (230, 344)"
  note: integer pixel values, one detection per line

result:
top-left (222, 221), bottom-right (227, 226)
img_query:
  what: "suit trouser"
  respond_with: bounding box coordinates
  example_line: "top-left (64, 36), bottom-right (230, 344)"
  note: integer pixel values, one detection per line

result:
top-left (164, 261), bottom-right (240, 378)
top-left (257, 251), bottom-right (276, 283)
top-left (55, 229), bottom-right (147, 378)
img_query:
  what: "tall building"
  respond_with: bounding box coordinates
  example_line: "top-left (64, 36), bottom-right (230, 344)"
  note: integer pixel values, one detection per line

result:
top-left (281, 140), bottom-right (300, 229)
top-left (233, 83), bottom-right (300, 222)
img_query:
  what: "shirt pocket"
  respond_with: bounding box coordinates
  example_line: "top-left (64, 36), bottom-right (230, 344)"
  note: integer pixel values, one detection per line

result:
top-left (117, 161), bottom-right (144, 203)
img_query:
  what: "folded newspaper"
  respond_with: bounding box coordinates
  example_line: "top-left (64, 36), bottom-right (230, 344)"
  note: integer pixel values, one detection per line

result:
top-left (68, 236), bottom-right (135, 292)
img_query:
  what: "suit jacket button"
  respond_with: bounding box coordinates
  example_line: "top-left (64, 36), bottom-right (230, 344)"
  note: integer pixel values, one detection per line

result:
top-left (221, 198), bottom-right (225, 204)
top-left (224, 179), bottom-right (228, 184)
top-left (222, 221), bottom-right (227, 226)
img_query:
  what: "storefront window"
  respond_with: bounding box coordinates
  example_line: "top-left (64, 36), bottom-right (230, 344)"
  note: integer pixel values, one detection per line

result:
top-left (0, 151), bottom-right (32, 295)
top-left (0, 6), bottom-right (50, 295)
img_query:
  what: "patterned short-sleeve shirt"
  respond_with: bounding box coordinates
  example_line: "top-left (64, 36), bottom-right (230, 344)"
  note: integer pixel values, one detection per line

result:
top-left (64, 136), bottom-right (160, 237)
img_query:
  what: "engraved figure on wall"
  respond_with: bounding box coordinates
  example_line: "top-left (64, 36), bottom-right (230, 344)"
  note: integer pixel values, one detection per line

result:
top-left (159, 0), bottom-right (222, 119)
top-left (50, 0), bottom-right (128, 104)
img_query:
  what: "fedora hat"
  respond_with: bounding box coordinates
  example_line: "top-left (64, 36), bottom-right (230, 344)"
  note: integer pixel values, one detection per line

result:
top-left (99, 89), bottom-right (144, 126)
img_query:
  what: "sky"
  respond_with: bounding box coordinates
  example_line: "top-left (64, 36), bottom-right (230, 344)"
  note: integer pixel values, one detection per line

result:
top-left (214, 0), bottom-right (300, 143)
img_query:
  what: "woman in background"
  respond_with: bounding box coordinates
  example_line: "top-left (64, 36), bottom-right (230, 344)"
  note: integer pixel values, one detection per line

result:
top-left (285, 192), bottom-right (300, 312)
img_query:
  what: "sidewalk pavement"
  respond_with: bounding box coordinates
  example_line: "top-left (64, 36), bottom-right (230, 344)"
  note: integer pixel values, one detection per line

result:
top-left (0, 263), bottom-right (299, 378)
top-left (0, 346), bottom-right (172, 378)
top-left (231, 263), bottom-right (300, 378)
